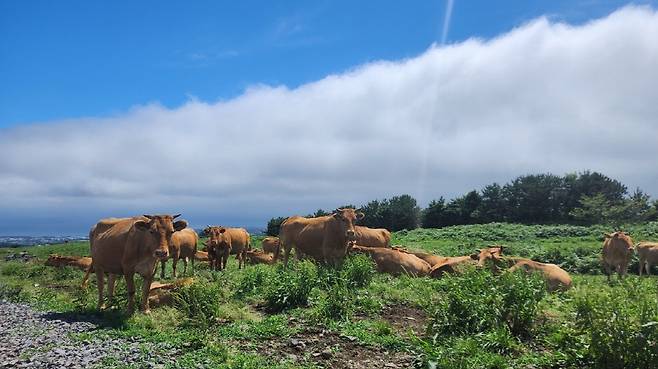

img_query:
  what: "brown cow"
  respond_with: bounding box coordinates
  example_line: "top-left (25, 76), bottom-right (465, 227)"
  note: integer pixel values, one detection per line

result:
top-left (195, 251), bottom-right (209, 262)
top-left (245, 249), bottom-right (276, 265)
top-left (204, 226), bottom-right (251, 269)
top-left (429, 246), bottom-right (503, 278)
top-left (205, 227), bottom-right (231, 271)
top-left (156, 228), bottom-right (198, 279)
top-left (507, 259), bottom-right (572, 291)
top-left (602, 231), bottom-right (634, 281)
top-left (261, 236), bottom-right (280, 254)
top-left (637, 242), bottom-right (658, 276)
top-left (45, 254), bottom-right (93, 271)
top-left (354, 226), bottom-right (391, 248)
top-left (390, 245), bottom-right (448, 267)
top-left (278, 208), bottom-right (364, 267)
top-left (89, 214), bottom-right (187, 313)
top-left (350, 245), bottom-right (431, 277)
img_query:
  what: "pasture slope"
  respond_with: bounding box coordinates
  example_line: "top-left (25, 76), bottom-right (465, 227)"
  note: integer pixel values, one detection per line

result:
top-left (1, 222), bottom-right (657, 369)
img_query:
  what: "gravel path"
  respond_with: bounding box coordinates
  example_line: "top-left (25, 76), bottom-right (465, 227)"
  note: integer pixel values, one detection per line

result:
top-left (0, 301), bottom-right (177, 368)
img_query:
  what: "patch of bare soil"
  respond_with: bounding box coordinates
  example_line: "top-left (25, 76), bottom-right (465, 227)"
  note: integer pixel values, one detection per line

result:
top-left (380, 304), bottom-right (429, 337)
top-left (255, 328), bottom-right (416, 369)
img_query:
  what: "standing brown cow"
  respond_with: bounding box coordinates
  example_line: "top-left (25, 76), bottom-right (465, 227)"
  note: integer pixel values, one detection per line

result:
top-left (278, 208), bottom-right (364, 267)
top-left (204, 226), bottom-right (251, 269)
top-left (637, 242), bottom-right (658, 276)
top-left (354, 226), bottom-right (391, 248)
top-left (156, 228), bottom-right (198, 278)
top-left (602, 231), bottom-right (634, 281)
top-left (205, 227), bottom-right (231, 271)
top-left (89, 214), bottom-right (187, 313)
top-left (261, 236), bottom-right (280, 254)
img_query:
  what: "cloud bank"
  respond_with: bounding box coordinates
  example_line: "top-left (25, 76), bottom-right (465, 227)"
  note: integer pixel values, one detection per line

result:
top-left (2, 6), bottom-right (658, 234)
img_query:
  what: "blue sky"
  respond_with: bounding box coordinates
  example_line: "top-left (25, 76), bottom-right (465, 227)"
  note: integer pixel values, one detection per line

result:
top-left (2, 0), bottom-right (656, 127)
top-left (1, 1), bottom-right (658, 235)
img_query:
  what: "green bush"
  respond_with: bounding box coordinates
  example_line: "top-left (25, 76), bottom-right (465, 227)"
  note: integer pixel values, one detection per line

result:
top-left (312, 283), bottom-right (353, 321)
top-left (341, 254), bottom-right (376, 289)
top-left (173, 281), bottom-right (227, 329)
top-left (0, 282), bottom-right (24, 302)
top-left (234, 264), bottom-right (274, 297)
top-left (429, 269), bottom-right (545, 338)
top-left (263, 261), bottom-right (317, 312)
top-left (574, 279), bottom-right (658, 369)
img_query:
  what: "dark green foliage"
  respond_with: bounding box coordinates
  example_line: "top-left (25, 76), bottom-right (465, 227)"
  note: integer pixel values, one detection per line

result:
top-left (574, 280), bottom-right (658, 369)
top-left (360, 194), bottom-right (420, 231)
top-left (173, 281), bottom-right (227, 329)
top-left (341, 254), bottom-right (376, 289)
top-left (429, 269), bottom-right (546, 337)
top-left (266, 216), bottom-right (286, 237)
top-left (0, 282), bottom-right (23, 302)
top-left (263, 261), bottom-right (318, 312)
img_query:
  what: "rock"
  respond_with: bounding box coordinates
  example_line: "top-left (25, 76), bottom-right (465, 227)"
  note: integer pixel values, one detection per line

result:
top-left (320, 348), bottom-right (333, 359)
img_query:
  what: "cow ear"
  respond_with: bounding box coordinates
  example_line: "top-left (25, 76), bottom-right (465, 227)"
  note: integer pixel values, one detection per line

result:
top-left (219, 228), bottom-right (226, 234)
top-left (603, 232), bottom-right (612, 238)
top-left (135, 220), bottom-right (150, 231)
top-left (173, 220), bottom-right (187, 232)
top-left (333, 212), bottom-right (342, 219)
top-left (470, 252), bottom-right (480, 260)
top-left (356, 212), bottom-right (365, 220)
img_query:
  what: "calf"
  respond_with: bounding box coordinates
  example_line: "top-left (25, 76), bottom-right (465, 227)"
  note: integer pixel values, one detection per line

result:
top-left (157, 228), bottom-right (198, 278)
top-left (429, 246), bottom-right (503, 278)
top-left (637, 242), bottom-right (658, 276)
top-left (45, 254), bottom-right (93, 271)
top-left (205, 227), bottom-right (231, 271)
top-left (602, 231), bottom-right (634, 281)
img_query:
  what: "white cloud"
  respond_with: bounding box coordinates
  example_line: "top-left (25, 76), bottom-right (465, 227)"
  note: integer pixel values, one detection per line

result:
top-left (1, 6), bottom-right (658, 232)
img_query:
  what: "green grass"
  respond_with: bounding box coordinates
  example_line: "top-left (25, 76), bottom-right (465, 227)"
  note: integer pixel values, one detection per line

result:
top-left (1, 223), bottom-right (657, 368)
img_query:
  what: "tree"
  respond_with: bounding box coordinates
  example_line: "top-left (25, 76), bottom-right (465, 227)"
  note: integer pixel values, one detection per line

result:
top-left (478, 183), bottom-right (507, 223)
top-left (384, 195), bottom-right (421, 231)
top-left (422, 197), bottom-right (446, 228)
top-left (569, 194), bottom-right (610, 225)
top-left (266, 217), bottom-right (287, 236)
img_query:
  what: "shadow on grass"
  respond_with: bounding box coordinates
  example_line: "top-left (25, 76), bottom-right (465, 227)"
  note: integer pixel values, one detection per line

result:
top-left (40, 308), bottom-right (131, 330)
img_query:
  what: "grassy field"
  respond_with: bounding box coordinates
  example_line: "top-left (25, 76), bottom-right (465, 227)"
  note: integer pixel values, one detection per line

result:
top-left (1, 222), bottom-right (657, 369)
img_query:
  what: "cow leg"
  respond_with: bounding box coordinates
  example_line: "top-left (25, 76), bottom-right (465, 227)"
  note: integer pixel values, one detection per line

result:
top-left (160, 260), bottom-right (166, 279)
top-left (603, 262), bottom-right (612, 282)
top-left (107, 274), bottom-right (118, 303)
top-left (172, 257), bottom-right (178, 278)
top-left (238, 253), bottom-right (243, 269)
top-left (283, 243), bottom-right (292, 269)
top-left (182, 257), bottom-right (188, 276)
top-left (140, 275), bottom-right (153, 313)
top-left (639, 258), bottom-right (644, 276)
top-left (125, 272), bottom-right (136, 313)
top-left (95, 269), bottom-right (105, 310)
top-left (190, 257), bottom-right (195, 276)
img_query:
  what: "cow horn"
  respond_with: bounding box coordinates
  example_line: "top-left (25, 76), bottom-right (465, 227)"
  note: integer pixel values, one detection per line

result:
top-left (143, 214), bottom-right (154, 219)
top-left (172, 214), bottom-right (181, 219)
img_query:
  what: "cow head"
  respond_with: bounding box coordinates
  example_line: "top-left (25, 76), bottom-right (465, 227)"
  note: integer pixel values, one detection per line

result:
top-left (470, 246), bottom-right (504, 268)
top-left (607, 231), bottom-right (634, 253)
top-left (206, 226), bottom-right (231, 256)
top-left (135, 214), bottom-right (187, 261)
top-left (332, 208), bottom-right (365, 241)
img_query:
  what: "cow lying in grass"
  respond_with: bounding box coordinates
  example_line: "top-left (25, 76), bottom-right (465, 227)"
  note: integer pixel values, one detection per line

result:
top-left (390, 246), bottom-right (448, 267)
top-left (244, 249), bottom-right (276, 265)
top-left (505, 258), bottom-right (572, 291)
top-left (45, 254), bottom-right (93, 271)
top-left (428, 246), bottom-right (503, 278)
top-left (349, 245), bottom-right (431, 277)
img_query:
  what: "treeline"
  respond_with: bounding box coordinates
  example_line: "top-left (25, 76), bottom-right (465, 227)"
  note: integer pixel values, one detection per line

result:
top-left (266, 171), bottom-right (658, 235)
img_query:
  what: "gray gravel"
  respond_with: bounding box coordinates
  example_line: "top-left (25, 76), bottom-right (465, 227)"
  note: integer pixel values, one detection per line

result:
top-left (0, 301), bottom-right (178, 368)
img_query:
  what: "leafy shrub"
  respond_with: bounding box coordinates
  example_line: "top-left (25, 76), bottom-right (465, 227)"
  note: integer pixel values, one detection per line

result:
top-left (312, 283), bottom-right (353, 321)
top-left (173, 281), bottom-right (226, 329)
top-left (574, 279), bottom-right (658, 369)
top-left (263, 261), bottom-right (317, 312)
top-left (0, 282), bottom-right (23, 302)
top-left (429, 269), bottom-right (546, 338)
top-left (234, 264), bottom-right (274, 297)
top-left (341, 254), bottom-right (376, 289)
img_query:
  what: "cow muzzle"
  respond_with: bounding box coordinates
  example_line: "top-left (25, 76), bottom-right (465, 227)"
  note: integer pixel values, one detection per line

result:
top-left (154, 249), bottom-right (169, 260)
top-left (346, 229), bottom-right (356, 240)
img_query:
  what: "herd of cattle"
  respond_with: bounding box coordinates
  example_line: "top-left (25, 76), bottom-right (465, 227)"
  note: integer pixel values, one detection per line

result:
top-left (42, 209), bottom-right (658, 314)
